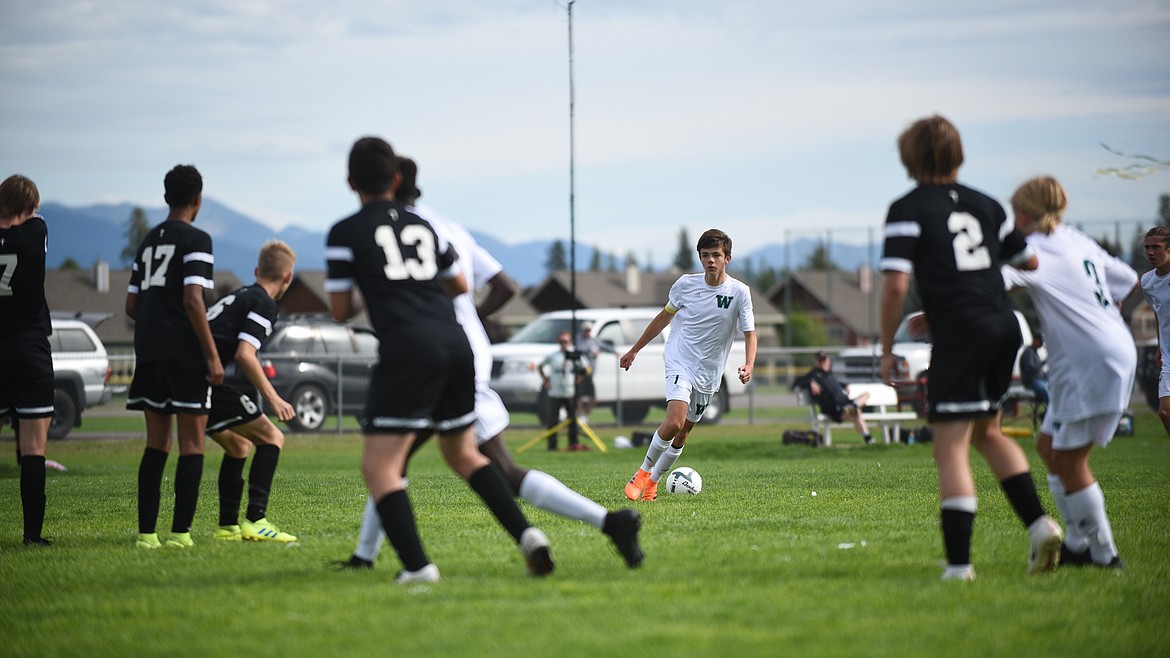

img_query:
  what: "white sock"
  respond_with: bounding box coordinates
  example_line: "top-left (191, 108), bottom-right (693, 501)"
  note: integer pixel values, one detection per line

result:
top-left (1064, 481), bottom-right (1118, 564)
top-left (518, 470), bottom-right (607, 529)
top-left (650, 445), bottom-right (684, 483)
top-left (940, 496), bottom-right (978, 513)
top-left (639, 433), bottom-right (672, 473)
top-left (1047, 474), bottom-right (1087, 551)
top-left (354, 495), bottom-right (386, 563)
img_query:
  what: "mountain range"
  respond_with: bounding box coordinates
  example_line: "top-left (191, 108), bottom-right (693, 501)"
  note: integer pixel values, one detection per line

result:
top-left (40, 198), bottom-right (879, 288)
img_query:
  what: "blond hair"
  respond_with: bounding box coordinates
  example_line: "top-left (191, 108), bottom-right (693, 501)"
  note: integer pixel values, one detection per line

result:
top-left (257, 240), bottom-right (296, 281)
top-left (1011, 176), bottom-right (1068, 235)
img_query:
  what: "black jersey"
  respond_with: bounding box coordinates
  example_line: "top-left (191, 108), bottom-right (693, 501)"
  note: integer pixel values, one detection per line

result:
top-left (207, 283), bottom-right (278, 368)
top-left (326, 200), bottom-right (460, 352)
top-left (127, 220), bottom-right (214, 362)
top-left (0, 215), bottom-right (50, 341)
top-left (880, 183), bottom-right (1030, 322)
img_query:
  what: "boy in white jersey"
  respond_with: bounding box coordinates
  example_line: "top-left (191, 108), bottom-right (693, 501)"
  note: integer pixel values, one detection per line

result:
top-left (1140, 225), bottom-right (1170, 439)
top-left (622, 229), bottom-right (756, 501)
top-left (1003, 176), bottom-right (1137, 569)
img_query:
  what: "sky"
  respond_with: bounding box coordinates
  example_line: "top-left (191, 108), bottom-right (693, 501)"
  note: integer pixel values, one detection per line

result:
top-left (2, 0), bottom-right (1169, 267)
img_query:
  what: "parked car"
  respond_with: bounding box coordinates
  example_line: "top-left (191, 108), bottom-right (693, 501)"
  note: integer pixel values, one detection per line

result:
top-left (489, 308), bottom-right (750, 425)
top-left (49, 317), bottom-right (112, 439)
top-left (231, 315), bottom-right (378, 432)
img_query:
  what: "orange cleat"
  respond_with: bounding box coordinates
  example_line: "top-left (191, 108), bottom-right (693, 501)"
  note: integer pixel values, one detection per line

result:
top-left (624, 468), bottom-right (651, 501)
top-left (640, 478), bottom-right (658, 501)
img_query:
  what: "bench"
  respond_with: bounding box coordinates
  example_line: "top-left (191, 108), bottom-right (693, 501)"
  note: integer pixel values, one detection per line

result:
top-left (794, 382), bottom-right (919, 447)
top-left (1001, 386), bottom-right (1045, 436)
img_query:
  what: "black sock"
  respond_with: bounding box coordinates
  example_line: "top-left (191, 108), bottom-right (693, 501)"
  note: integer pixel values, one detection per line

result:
top-left (941, 508), bottom-right (975, 566)
top-left (1000, 472), bottom-right (1045, 528)
top-left (137, 448), bottom-right (169, 534)
top-left (245, 445), bottom-right (280, 523)
top-left (376, 490), bottom-right (429, 572)
top-left (218, 456), bottom-right (246, 526)
top-left (20, 455), bottom-right (47, 540)
top-left (171, 454), bottom-right (204, 534)
top-left (468, 463), bottom-right (529, 543)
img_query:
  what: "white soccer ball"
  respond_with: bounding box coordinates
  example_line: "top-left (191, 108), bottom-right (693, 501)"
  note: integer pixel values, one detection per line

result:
top-left (666, 467), bottom-right (702, 495)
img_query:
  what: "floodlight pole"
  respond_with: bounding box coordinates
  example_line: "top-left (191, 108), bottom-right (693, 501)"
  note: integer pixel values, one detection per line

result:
top-left (567, 0), bottom-right (581, 443)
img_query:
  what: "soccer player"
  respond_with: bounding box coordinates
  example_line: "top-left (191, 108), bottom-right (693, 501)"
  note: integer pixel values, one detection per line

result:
top-left (0, 174), bottom-right (54, 546)
top-left (339, 156), bottom-right (642, 570)
top-left (622, 228), bottom-right (756, 501)
top-left (878, 115), bottom-right (1061, 581)
top-left (1002, 176), bottom-right (1136, 569)
top-left (1141, 225), bottom-right (1170, 439)
top-left (326, 137), bottom-right (553, 584)
top-left (205, 240), bottom-right (299, 543)
top-left (126, 164), bottom-right (223, 549)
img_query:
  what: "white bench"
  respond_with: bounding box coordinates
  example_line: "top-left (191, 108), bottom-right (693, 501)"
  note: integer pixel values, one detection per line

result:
top-left (794, 382), bottom-right (919, 447)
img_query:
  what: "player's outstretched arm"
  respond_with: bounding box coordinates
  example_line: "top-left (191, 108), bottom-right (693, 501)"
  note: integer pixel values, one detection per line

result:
top-left (235, 341), bottom-right (295, 422)
top-left (620, 307), bottom-right (674, 370)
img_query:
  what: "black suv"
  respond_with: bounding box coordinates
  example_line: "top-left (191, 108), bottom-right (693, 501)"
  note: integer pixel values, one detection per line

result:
top-left (234, 315), bottom-right (378, 432)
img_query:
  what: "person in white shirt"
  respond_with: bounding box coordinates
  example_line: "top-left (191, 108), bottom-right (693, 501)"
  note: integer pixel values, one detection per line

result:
top-left (1003, 176), bottom-right (1137, 569)
top-left (1140, 225), bottom-right (1170, 439)
top-left (621, 229), bottom-right (756, 501)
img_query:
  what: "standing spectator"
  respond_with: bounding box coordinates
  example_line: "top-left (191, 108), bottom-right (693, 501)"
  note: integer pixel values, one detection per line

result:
top-left (1140, 225), bottom-right (1170, 439)
top-left (1003, 175), bottom-right (1136, 569)
top-left (574, 322), bottom-right (613, 424)
top-left (539, 331), bottom-right (591, 451)
top-left (326, 137), bottom-right (552, 583)
top-left (793, 351), bottom-right (875, 444)
top-left (125, 164), bottom-right (223, 549)
top-left (1019, 333), bottom-right (1049, 405)
top-left (621, 228), bottom-right (756, 501)
top-left (0, 174), bottom-right (54, 546)
top-left (878, 115), bottom-right (1061, 581)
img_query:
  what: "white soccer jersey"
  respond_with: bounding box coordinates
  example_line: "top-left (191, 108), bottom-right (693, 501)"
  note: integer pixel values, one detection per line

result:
top-left (1001, 224), bottom-right (1138, 422)
top-left (410, 204), bottom-right (509, 440)
top-left (1141, 267), bottom-right (1170, 369)
top-left (662, 273), bottom-right (754, 394)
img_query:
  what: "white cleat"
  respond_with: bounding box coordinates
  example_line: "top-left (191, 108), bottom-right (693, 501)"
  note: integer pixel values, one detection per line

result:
top-left (394, 563), bottom-right (440, 585)
top-left (520, 527), bottom-right (555, 576)
top-left (1027, 516), bottom-right (1063, 574)
top-left (941, 564), bottom-right (976, 581)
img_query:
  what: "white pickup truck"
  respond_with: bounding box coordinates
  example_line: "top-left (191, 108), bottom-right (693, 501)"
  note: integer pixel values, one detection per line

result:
top-left (489, 308), bottom-right (750, 424)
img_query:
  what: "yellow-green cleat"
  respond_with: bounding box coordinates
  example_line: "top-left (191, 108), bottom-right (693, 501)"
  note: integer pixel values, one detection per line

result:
top-left (135, 532), bottom-right (162, 549)
top-left (214, 525), bottom-right (242, 541)
top-left (241, 518), bottom-right (297, 543)
top-left (165, 532), bottom-right (195, 548)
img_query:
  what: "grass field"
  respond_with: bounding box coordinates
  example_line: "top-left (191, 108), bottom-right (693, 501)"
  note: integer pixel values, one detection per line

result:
top-left (2, 412), bottom-right (1168, 658)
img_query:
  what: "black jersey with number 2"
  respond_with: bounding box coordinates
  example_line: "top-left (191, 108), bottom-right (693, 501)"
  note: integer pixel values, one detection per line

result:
top-left (325, 200), bottom-right (459, 352)
top-left (206, 283), bottom-right (278, 369)
top-left (880, 183), bottom-right (1029, 322)
top-left (0, 215), bottom-right (50, 341)
top-left (127, 220), bottom-right (214, 362)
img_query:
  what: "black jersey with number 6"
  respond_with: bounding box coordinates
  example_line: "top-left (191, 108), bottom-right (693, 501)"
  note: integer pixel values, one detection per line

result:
top-left (206, 283), bottom-right (278, 369)
top-left (325, 200), bottom-right (459, 353)
top-left (0, 215), bottom-right (50, 341)
top-left (127, 220), bottom-right (214, 362)
top-left (880, 183), bottom-right (1029, 321)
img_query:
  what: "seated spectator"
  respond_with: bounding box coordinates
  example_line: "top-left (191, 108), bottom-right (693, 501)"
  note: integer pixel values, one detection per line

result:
top-left (1019, 333), bottom-right (1049, 405)
top-left (793, 351), bottom-right (875, 444)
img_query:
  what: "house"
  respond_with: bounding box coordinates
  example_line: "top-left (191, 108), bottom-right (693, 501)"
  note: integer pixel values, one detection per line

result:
top-left (767, 267), bottom-right (882, 346)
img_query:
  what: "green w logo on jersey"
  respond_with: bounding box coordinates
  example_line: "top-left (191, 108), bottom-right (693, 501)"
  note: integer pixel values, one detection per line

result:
top-left (715, 294), bottom-right (733, 309)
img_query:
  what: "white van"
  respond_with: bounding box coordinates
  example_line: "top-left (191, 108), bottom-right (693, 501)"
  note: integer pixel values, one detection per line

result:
top-left (49, 318), bottom-right (112, 439)
top-left (489, 308), bottom-right (749, 424)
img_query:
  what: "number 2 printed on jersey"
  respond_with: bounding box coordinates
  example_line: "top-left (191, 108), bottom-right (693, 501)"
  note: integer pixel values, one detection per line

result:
top-left (948, 212), bottom-right (992, 272)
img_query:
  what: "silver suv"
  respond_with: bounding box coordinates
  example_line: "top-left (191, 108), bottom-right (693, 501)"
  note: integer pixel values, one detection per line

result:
top-left (49, 318), bottom-right (112, 439)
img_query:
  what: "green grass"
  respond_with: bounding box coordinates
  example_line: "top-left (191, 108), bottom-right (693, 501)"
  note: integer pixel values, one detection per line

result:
top-left (2, 414), bottom-right (1169, 658)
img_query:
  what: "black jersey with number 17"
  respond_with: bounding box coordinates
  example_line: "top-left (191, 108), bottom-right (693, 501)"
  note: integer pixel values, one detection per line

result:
top-left (325, 200), bottom-right (459, 353)
top-left (879, 183), bottom-right (1030, 321)
top-left (127, 220), bottom-right (214, 362)
top-left (0, 215), bottom-right (50, 341)
top-left (207, 283), bottom-right (278, 369)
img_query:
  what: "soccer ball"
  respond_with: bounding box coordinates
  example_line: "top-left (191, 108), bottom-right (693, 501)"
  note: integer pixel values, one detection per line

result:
top-left (666, 467), bottom-right (702, 495)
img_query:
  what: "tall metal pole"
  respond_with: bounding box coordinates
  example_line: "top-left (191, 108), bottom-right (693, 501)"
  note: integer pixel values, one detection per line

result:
top-left (567, 0), bottom-right (581, 441)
